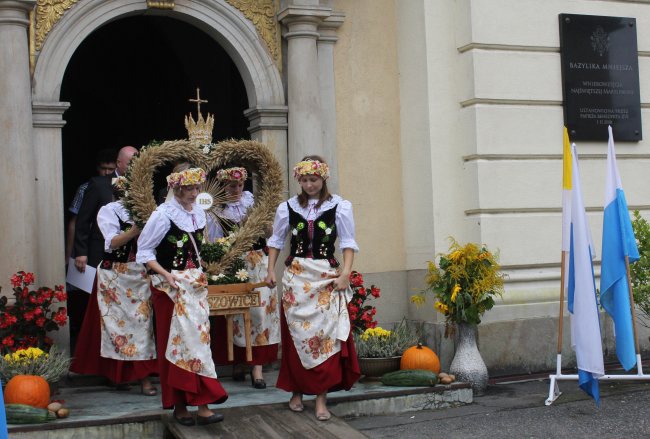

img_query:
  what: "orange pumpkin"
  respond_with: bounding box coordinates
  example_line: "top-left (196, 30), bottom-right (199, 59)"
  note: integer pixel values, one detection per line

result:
top-left (400, 343), bottom-right (441, 374)
top-left (4, 375), bottom-right (51, 409)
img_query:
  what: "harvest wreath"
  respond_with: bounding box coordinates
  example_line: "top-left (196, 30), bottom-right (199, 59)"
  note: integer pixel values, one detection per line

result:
top-left (122, 138), bottom-right (284, 278)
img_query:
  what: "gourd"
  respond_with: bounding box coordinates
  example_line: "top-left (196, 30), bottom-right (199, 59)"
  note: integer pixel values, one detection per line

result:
top-left (400, 343), bottom-right (441, 374)
top-left (4, 404), bottom-right (57, 424)
top-left (4, 375), bottom-right (51, 409)
top-left (381, 369), bottom-right (439, 386)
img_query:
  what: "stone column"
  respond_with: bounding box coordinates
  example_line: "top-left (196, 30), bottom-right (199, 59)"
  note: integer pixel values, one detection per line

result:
top-left (32, 101), bottom-right (70, 351)
top-left (0, 0), bottom-right (38, 293)
top-left (317, 12), bottom-right (344, 194)
top-left (244, 105), bottom-right (289, 185)
top-left (278, 5), bottom-right (330, 175)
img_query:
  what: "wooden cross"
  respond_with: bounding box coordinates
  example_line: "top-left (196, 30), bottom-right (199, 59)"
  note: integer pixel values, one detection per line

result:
top-left (189, 88), bottom-right (208, 116)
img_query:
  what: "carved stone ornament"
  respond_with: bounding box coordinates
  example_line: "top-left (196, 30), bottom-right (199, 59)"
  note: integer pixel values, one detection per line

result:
top-left (225, 0), bottom-right (280, 64)
top-left (34, 0), bottom-right (79, 51)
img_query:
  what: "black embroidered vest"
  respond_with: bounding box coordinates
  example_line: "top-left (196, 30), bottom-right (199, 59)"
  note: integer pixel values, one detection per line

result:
top-left (100, 218), bottom-right (135, 267)
top-left (286, 202), bottom-right (339, 267)
top-left (155, 221), bottom-right (204, 271)
top-left (221, 218), bottom-right (268, 254)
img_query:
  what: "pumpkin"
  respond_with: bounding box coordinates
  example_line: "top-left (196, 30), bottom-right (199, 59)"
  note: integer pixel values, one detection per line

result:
top-left (400, 343), bottom-right (441, 374)
top-left (4, 375), bottom-right (51, 409)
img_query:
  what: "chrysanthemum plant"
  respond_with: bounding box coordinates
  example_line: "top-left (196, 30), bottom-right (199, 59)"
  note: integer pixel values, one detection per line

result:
top-left (411, 239), bottom-right (505, 336)
top-left (354, 318), bottom-right (419, 358)
top-left (0, 346), bottom-right (72, 383)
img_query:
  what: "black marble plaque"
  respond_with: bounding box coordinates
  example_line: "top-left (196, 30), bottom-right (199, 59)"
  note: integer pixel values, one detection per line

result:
top-left (559, 14), bottom-right (642, 141)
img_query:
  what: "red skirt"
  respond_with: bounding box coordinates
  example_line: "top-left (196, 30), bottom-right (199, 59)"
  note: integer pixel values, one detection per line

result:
top-left (210, 316), bottom-right (279, 366)
top-left (276, 312), bottom-right (360, 395)
top-left (70, 279), bottom-right (157, 383)
top-left (151, 286), bottom-right (228, 409)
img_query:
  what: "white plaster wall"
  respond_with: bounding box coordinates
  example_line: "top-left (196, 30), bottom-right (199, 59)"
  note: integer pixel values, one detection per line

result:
top-left (453, 0), bottom-right (650, 326)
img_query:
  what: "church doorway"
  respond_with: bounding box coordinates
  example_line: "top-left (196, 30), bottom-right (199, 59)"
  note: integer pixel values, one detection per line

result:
top-left (61, 14), bottom-right (249, 210)
top-left (60, 14), bottom-right (249, 347)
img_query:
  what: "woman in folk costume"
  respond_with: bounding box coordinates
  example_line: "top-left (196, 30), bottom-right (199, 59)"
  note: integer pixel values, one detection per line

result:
top-left (208, 167), bottom-right (280, 389)
top-left (70, 176), bottom-right (158, 395)
top-left (265, 156), bottom-right (361, 421)
top-left (136, 167), bottom-right (227, 426)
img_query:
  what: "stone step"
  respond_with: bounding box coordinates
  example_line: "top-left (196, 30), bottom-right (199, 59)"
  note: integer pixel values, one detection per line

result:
top-left (162, 403), bottom-right (368, 439)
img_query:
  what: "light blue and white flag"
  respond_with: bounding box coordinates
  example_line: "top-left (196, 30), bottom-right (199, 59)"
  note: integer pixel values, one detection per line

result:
top-left (600, 125), bottom-right (639, 371)
top-left (563, 131), bottom-right (604, 404)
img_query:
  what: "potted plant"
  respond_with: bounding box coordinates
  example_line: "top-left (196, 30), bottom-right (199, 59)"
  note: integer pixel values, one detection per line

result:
top-left (347, 271), bottom-right (381, 334)
top-left (0, 346), bottom-right (72, 395)
top-left (354, 319), bottom-right (419, 379)
top-left (0, 271), bottom-right (68, 354)
top-left (411, 239), bottom-right (505, 394)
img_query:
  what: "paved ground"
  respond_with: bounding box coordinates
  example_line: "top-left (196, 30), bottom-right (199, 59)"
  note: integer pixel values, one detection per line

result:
top-left (348, 378), bottom-right (650, 438)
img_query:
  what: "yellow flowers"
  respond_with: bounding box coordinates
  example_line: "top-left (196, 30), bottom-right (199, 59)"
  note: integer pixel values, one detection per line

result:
top-left (411, 238), bottom-right (504, 326)
top-left (434, 301), bottom-right (449, 314)
top-left (451, 284), bottom-right (461, 303)
top-left (4, 347), bottom-right (47, 364)
top-left (360, 327), bottom-right (392, 341)
top-left (410, 294), bottom-right (426, 306)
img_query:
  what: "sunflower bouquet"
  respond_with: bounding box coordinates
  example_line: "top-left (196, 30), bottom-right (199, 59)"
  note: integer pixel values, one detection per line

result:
top-left (411, 239), bottom-right (505, 335)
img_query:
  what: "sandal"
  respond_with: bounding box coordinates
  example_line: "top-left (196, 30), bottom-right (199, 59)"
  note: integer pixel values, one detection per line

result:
top-left (315, 411), bottom-right (331, 421)
top-left (288, 392), bottom-right (304, 412)
top-left (140, 383), bottom-right (158, 396)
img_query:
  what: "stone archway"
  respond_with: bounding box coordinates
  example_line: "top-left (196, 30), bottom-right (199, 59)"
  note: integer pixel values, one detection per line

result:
top-left (30, 0), bottom-right (287, 349)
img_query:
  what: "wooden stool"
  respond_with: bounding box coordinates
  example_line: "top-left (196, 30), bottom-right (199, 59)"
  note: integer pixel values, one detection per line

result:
top-left (207, 282), bottom-right (266, 362)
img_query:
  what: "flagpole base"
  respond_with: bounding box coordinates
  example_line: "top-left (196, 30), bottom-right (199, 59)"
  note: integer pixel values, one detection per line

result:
top-left (545, 375), bottom-right (561, 406)
top-left (545, 371), bottom-right (650, 405)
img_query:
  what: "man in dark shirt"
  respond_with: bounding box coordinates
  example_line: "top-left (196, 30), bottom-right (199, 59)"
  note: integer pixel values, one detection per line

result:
top-left (69, 146), bottom-right (137, 351)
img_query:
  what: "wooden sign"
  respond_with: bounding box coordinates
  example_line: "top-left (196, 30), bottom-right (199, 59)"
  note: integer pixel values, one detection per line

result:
top-left (207, 290), bottom-right (261, 310)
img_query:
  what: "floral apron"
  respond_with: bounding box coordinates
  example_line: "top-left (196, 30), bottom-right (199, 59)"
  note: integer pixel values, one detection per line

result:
top-left (231, 250), bottom-right (280, 348)
top-left (282, 257), bottom-right (352, 369)
top-left (151, 268), bottom-right (217, 379)
top-left (97, 262), bottom-right (156, 360)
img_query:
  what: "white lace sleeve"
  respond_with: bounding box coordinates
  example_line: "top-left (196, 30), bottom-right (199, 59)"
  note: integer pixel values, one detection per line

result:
top-left (97, 203), bottom-right (121, 253)
top-left (136, 209), bottom-right (171, 264)
top-left (336, 199), bottom-right (359, 252)
top-left (267, 201), bottom-right (290, 250)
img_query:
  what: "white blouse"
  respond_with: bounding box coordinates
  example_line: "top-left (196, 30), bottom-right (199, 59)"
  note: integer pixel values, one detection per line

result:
top-left (267, 194), bottom-right (359, 252)
top-left (206, 191), bottom-right (254, 240)
top-left (136, 197), bottom-right (207, 264)
top-left (97, 201), bottom-right (132, 253)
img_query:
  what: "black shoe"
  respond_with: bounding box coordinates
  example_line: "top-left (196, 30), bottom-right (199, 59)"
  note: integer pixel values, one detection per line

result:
top-left (251, 375), bottom-right (267, 389)
top-left (196, 412), bottom-right (224, 425)
top-left (173, 412), bottom-right (195, 426)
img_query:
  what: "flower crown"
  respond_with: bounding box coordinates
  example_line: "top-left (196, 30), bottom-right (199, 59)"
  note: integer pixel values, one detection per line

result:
top-left (166, 167), bottom-right (207, 188)
top-left (293, 159), bottom-right (330, 180)
top-left (216, 167), bottom-right (248, 182)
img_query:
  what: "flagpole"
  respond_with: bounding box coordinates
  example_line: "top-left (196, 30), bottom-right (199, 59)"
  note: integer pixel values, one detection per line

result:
top-left (624, 255), bottom-right (643, 374)
top-left (556, 251), bottom-right (568, 373)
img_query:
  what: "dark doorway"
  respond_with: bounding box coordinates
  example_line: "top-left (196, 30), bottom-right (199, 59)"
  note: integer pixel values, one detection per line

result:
top-left (60, 15), bottom-right (249, 349)
top-left (61, 15), bottom-right (249, 211)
